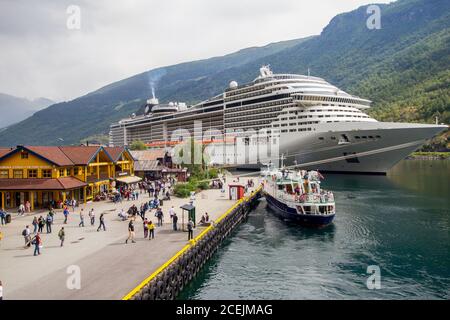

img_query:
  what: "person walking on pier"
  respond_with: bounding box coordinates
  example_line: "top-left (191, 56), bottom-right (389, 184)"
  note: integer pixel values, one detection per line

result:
top-left (97, 214), bottom-right (106, 232)
top-left (32, 232), bottom-right (42, 256)
top-left (156, 208), bottom-right (163, 227)
top-left (89, 209), bottom-right (95, 226)
top-left (32, 217), bottom-right (38, 234)
top-left (79, 209), bottom-right (85, 227)
top-left (37, 216), bottom-right (45, 233)
top-left (45, 213), bottom-right (53, 233)
top-left (143, 218), bottom-right (149, 239)
top-left (187, 219), bottom-right (194, 240)
top-left (172, 212), bottom-right (178, 231)
top-left (125, 220), bottom-right (136, 244)
top-left (148, 220), bottom-right (155, 240)
top-left (63, 207), bottom-right (69, 224)
top-left (22, 225), bottom-right (31, 247)
top-left (58, 227), bottom-right (65, 247)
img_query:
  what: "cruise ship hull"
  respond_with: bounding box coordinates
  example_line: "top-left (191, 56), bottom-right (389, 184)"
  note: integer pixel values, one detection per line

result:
top-left (245, 122), bottom-right (447, 174)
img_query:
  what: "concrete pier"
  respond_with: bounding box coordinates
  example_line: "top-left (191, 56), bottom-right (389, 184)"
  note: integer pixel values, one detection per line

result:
top-left (0, 177), bottom-right (257, 300)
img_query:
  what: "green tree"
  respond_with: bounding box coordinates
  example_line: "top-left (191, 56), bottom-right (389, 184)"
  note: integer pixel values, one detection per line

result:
top-left (129, 140), bottom-right (147, 150)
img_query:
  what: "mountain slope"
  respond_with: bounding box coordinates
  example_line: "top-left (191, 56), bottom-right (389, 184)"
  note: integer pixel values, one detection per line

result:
top-left (0, 93), bottom-right (54, 128)
top-left (0, 0), bottom-right (448, 147)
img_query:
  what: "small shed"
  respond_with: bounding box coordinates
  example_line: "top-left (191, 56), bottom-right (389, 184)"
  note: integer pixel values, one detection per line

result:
top-left (180, 203), bottom-right (196, 231)
top-left (228, 184), bottom-right (245, 200)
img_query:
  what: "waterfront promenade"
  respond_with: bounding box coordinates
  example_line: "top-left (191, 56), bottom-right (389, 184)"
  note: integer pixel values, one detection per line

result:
top-left (0, 177), bottom-right (254, 300)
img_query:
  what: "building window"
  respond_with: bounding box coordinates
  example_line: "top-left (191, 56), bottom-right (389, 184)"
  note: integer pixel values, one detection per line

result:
top-left (0, 170), bottom-right (8, 178)
top-left (59, 168), bottom-right (65, 177)
top-left (42, 169), bottom-right (52, 178)
top-left (21, 152), bottom-right (28, 159)
top-left (28, 169), bottom-right (38, 178)
top-left (13, 169), bottom-right (23, 178)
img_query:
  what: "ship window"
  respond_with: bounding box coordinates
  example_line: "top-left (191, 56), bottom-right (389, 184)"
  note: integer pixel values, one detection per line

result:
top-left (362, 136), bottom-right (367, 139)
top-left (355, 136), bottom-right (360, 139)
top-left (331, 136), bottom-right (336, 140)
top-left (376, 135), bottom-right (381, 138)
top-left (369, 136), bottom-right (374, 139)
top-left (281, 130), bottom-right (288, 133)
top-left (319, 137), bottom-right (324, 140)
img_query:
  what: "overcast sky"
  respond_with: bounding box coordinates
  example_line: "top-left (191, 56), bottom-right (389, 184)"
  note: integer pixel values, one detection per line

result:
top-left (0, 0), bottom-right (393, 102)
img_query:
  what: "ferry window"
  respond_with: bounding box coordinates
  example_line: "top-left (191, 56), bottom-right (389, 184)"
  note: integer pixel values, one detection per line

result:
top-left (362, 136), bottom-right (367, 139)
top-left (319, 137), bottom-right (324, 140)
top-left (42, 169), bottom-right (52, 178)
top-left (28, 169), bottom-right (38, 178)
top-left (331, 136), bottom-right (336, 140)
top-left (376, 135), bottom-right (381, 139)
top-left (355, 136), bottom-right (360, 139)
top-left (368, 136), bottom-right (374, 139)
top-left (281, 130), bottom-right (288, 133)
top-left (0, 170), bottom-right (8, 178)
top-left (13, 169), bottom-right (23, 178)
top-left (289, 129), bottom-right (297, 132)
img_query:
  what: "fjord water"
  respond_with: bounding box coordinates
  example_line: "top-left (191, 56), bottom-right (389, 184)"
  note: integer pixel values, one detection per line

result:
top-left (179, 160), bottom-right (449, 299)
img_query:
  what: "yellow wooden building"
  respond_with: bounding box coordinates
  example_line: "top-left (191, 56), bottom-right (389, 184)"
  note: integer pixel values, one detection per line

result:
top-left (0, 145), bottom-right (137, 211)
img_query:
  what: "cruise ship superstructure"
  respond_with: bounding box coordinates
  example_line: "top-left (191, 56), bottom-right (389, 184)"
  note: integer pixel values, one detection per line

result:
top-left (110, 66), bottom-right (447, 174)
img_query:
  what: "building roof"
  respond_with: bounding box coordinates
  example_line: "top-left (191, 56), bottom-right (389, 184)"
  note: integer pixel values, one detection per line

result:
top-left (103, 146), bottom-right (127, 162)
top-left (59, 146), bottom-right (105, 165)
top-left (0, 177), bottom-right (87, 190)
top-left (0, 147), bottom-right (14, 158)
top-left (134, 160), bottom-right (160, 171)
top-left (25, 146), bottom-right (74, 166)
top-left (0, 145), bottom-right (124, 166)
top-left (130, 149), bottom-right (166, 161)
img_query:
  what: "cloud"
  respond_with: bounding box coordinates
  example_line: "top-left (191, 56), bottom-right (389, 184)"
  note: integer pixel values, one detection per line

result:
top-left (0, 0), bottom-right (394, 101)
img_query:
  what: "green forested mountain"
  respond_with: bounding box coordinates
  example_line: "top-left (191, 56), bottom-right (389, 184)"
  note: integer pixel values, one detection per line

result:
top-left (0, 0), bottom-right (448, 147)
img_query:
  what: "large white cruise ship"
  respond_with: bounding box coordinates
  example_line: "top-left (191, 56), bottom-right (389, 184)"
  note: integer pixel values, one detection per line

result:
top-left (109, 66), bottom-right (447, 174)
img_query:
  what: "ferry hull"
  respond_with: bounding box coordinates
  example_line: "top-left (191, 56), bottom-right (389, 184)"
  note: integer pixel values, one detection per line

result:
top-left (264, 192), bottom-right (335, 227)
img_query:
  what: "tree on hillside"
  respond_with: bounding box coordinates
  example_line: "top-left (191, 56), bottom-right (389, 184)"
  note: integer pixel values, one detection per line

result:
top-left (129, 140), bottom-right (147, 150)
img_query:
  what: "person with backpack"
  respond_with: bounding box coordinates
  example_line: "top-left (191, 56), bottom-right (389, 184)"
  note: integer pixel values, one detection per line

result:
top-left (97, 214), bottom-right (106, 232)
top-left (45, 213), bottom-right (53, 233)
top-left (58, 227), bottom-right (65, 247)
top-left (32, 232), bottom-right (42, 256)
top-left (156, 208), bottom-right (163, 227)
top-left (22, 225), bottom-right (31, 247)
top-left (125, 220), bottom-right (136, 244)
top-left (187, 219), bottom-right (194, 240)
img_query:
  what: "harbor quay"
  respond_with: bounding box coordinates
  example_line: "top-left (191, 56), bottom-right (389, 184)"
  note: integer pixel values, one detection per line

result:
top-left (0, 175), bottom-right (257, 300)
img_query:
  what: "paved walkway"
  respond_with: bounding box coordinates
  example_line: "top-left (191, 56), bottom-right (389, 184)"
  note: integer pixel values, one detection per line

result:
top-left (0, 176), bottom-right (255, 300)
